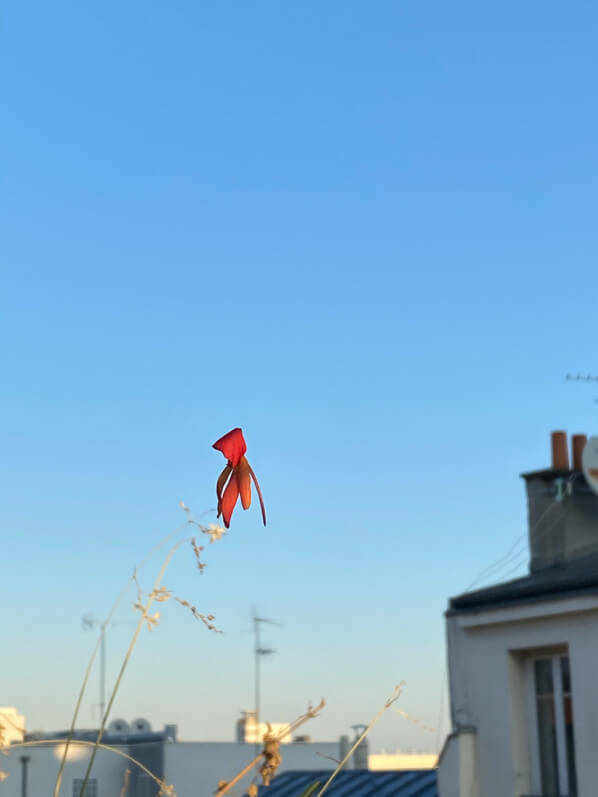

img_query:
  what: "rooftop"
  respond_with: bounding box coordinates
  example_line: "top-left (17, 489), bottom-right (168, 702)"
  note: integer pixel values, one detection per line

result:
top-left (448, 550), bottom-right (598, 614)
top-left (247, 770), bottom-right (438, 797)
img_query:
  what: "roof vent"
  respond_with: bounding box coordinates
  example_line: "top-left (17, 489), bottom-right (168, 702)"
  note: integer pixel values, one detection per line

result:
top-left (131, 718), bottom-right (152, 734)
top-left (107, 719), bottom-right (130, 735)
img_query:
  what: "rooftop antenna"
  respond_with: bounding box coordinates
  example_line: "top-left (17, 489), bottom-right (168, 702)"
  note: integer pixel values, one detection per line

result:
top-left (82, 614), bottom-right (107, 721)
top-left (565, 373), bottom-right (598, 402)
top-left (82, 614), bottom-right (135, 721)
top-left (252, 608), bottom-right (282, 753)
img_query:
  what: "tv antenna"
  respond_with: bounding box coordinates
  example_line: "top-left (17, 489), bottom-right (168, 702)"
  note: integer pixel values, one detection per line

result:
top-left (82, 614), bottom-right (134, 721)
top-left (565, 373), bottom-right (598, 402)
top-left (82, 614), bottom-right (108, 721)
top-left (252, 608), bottom-right (282, 752)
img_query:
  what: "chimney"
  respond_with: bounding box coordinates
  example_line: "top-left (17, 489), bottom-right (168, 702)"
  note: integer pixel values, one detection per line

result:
top-left (551, 431), bottom-right (569, 469)
top-left (350, 725), bottom-right (369, 770)
top-left (522, 431), bottom-right (598, 572)
top-left (571, 434), bottom-right (587, 471)
top-left (339, 736), bottom-right (351, 769)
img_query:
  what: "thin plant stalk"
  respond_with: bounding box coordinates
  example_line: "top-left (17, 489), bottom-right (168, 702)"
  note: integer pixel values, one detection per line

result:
top-left (10, 739), bottom-right (174, 796)
top-left (76, 539), bottom-right (185, 797)
top-left (52, 581), bottom-right (133, 797)
top-left (53, 511), bottom-right (210, 797)
top-left (214, 700), bottom-right (325, 797)
top-left (316, 683), bottom-right (405, 797)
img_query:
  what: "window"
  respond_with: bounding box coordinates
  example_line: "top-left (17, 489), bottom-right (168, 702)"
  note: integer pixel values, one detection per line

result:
top-left (72, 779), bottom-right (98, 797)
top-left (530, 653), bottom-right (577, 796)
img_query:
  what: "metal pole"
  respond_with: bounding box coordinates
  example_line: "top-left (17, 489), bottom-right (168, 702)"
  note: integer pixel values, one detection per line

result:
top-left (100, 626), bottom-right (106, 721)
top-left (254, 610), bottom-right (260, 754)
top-left (252, 609), bottom-right (279, 753)
top-left (20, 756), bottom-right (30, 797)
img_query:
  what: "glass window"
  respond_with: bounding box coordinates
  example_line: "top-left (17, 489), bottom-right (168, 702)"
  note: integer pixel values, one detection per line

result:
top-left (72, 779), bottom-right (98, 797)
top-left (532, 654), bottom-right (577, 796)
top-left (560, 656), bottom-right (577, 796)
top-left (534, 658), bottom-right (559, 795)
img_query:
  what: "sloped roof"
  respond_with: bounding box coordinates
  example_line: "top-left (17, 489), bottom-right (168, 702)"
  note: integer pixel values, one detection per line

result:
top-left (248, 769), bottom-right (438, 797)
top-left (448, 551), bottom-right (598, 614)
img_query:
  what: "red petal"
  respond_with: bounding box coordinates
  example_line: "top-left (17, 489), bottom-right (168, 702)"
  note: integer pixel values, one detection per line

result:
top-left (220, 471), bottom-right (239, 528)
top-left (248, 464), bottom-right (267, 526)
top-left (216, 464), bottom-right (232, 516)
top-left (236, 457), bottom-right (252, 510)
top-left (212, 428), bottom-right (247, 467)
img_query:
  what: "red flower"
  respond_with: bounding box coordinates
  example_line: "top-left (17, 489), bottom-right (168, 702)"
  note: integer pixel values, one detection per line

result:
top-left (213, 428), bottom-right (266, 528)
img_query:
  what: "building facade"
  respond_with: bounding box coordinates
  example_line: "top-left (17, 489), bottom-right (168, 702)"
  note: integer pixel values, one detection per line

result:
top-left (0, 723), bottom-right (342, 797)
top-left (438, 430), bottom-right (598, 797)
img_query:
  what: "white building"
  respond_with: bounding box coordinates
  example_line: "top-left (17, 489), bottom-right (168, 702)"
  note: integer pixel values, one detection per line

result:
top-left (368, 753), bottom-right (437, 771)
top-left (0, 722), bottom-right (342, 797)
top-left (0, 708), bottom-right (25, 745)
top-left (235, 712), bottom-right (292, 744)
top-left (438, 430), bottom-right (597, 797)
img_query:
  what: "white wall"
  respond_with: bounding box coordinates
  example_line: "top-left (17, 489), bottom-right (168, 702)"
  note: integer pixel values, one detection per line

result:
top-left (164, 741), bottom-right (339, 797)
top-left (439, 594), bottom-right (598, 797)
top-left (0, 739), bottom-right (340, 797)
top-left (0, 743), bottom-right (128, 797)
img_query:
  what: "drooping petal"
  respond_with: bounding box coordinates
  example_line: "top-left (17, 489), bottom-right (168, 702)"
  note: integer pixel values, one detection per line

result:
top-left (220, 470), bottom-right (239, 528)
top-left (248, 464), bottom-right (267, 526)
top-left (216, 464), bottom-right (233, 515)
top-left (212, 428), bottom-right (247, 467)
top-left (236, 456), bottom-right (252, 510)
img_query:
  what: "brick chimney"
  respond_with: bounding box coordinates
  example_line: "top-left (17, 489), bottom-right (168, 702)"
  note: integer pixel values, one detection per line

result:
top-left (522, 431), bottom-right (598, 572)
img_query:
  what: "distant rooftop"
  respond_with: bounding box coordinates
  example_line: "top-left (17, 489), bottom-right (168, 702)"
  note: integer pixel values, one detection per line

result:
top-left (246, 770), bottom-right (438, 797)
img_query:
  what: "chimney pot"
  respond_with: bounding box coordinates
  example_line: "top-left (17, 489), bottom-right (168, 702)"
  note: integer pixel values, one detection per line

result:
top-left (571, 434), bottom-right (588, 471)
top-left (551, 431), bottom-right (569, 470)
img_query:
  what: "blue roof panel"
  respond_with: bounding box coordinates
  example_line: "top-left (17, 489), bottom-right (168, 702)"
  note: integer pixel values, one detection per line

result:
top-left (247, 770), bottom-right (438, 797)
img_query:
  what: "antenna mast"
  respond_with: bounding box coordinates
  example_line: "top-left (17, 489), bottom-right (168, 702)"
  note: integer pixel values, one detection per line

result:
top-left (252, 608), bottom-right (281, 752)
top-left (565, 373), bottom-right (598, 402)
top-left (82, 614), bottom-right (107, 720)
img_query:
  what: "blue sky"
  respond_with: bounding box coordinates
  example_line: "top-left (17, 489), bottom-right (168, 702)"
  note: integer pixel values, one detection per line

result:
top-left (2, 0), bottom-right (598, 753)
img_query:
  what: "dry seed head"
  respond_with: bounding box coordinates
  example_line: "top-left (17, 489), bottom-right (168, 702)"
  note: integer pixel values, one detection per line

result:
top-left (173, 596), bottom-right (222, 632)
top-left (199, 523), bottom-right (227, 544)
top-left (152, 587), bottom-right (173, 603)
top-left (259, 727), bottom-right (282, 787)
top-left (247, 784), bottom-right (258, 797)
top-left (133, 602), bottom-right (160, 631)
top-left (191, 538), bottom-right (207, 574)
top-left (0, 771), bottom-right (8, 782)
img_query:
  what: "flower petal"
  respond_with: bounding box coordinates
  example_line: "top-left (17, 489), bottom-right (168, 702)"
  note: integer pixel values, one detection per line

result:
top-left (220, 470), bottom-right (239, 528)
top-left (248, 464), bottom-right (267, 526)
top-left (216, 463), bottom-right (232, 517)
top-left (212, 428), bottom-right (247, 467)
top-left (236, 457), bottom-right (252, 510)
top-left (216, 464), bottom-right (232, 500)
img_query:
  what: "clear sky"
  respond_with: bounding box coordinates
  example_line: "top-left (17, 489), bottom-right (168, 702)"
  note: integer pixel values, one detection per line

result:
top-left (2, 0), bottom-right (598, 755)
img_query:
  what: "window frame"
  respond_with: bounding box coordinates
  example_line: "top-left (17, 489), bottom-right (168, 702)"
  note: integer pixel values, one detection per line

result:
top-left (72, 778), bottom-right (98, 797)
top-left (524, 647), bottom-right (577, 796)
